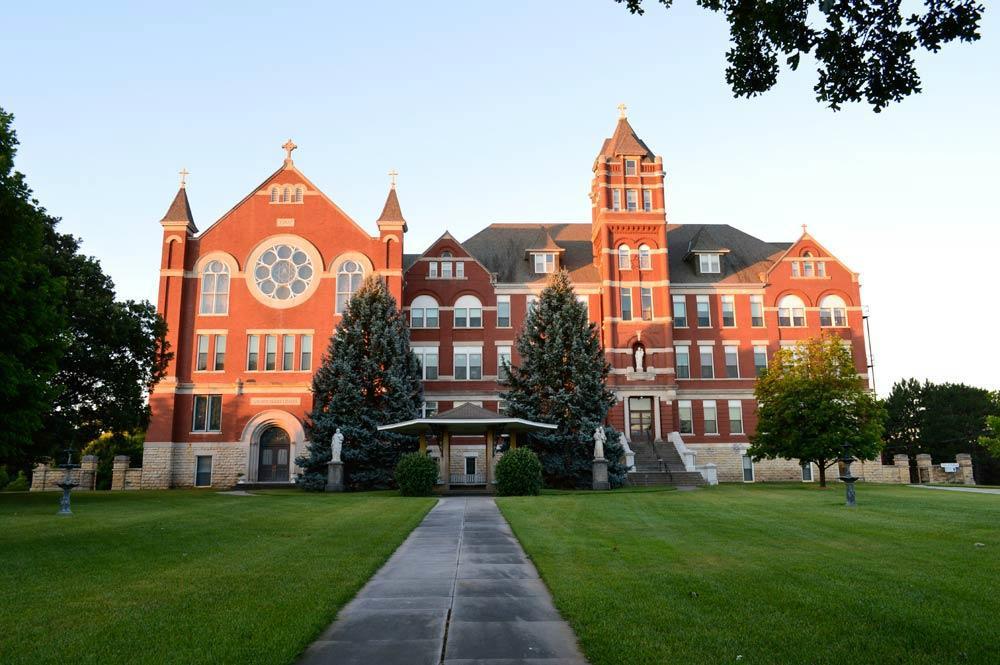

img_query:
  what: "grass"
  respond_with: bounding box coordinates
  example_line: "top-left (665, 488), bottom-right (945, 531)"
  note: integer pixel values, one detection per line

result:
top-left (497, 484), bottom-right (1000, 665)
top-left (0, 489), bottom-right (434, 665)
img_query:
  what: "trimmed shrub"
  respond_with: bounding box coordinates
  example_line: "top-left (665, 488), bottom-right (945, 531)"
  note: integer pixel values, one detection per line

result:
top-left (297, 471), bottom-right (328, 492)
top-left (5, 471), bottom-right (29, 492)
top-left (495, 448), bottom-right (543, 496)
top-left (395, 452), bottom-right (439, 496)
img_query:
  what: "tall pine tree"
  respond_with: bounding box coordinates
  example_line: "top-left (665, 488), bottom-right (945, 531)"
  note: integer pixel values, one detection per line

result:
top-left (298, 276), bottom-right (423, 490)
top-left (501, 270), bottom-right (626, 488)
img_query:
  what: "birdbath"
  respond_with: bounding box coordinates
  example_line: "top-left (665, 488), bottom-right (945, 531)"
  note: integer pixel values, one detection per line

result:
top-left (56, 448), bottom-right (80, 516)
top-left (839, 443), bottom-right (858, 508)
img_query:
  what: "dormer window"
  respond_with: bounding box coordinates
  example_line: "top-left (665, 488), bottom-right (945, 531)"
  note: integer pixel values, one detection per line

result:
top-left (625, 159), bottom-right (637, 176)
top-left (698, 253), bottom-right (721, 274)
top-left (533, 252), bottom-right (556, 274)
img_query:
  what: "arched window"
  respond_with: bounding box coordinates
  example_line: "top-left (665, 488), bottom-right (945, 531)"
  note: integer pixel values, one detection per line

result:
top-left (819, 295), bottom-right (848, 327)
top-left (282, 187), bottom-right (290, 203)
top-left (453, 295), bottom-right (482, 328)
top-left (638, 244), bottom-right (652, 270)
top-left (441, 251), bottom-right (453, 258)
top-left (618, 245), bottom-right (631, 270)
top-left (410, 295), bottom-right (440, 328)
top-left (335, 260), bottom-right (365, 313)
top-left (777, 295), bottom-right (806, 327)
top-left (269, 187), bottom-right (278, 203)
top-left (294, 187), bottom-right (303, 203)
top-left (199, 260), bottom-right (230, 315)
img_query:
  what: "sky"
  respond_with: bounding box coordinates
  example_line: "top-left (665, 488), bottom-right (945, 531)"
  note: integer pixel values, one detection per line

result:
top-left (2, 1), bottom-right (998, 393)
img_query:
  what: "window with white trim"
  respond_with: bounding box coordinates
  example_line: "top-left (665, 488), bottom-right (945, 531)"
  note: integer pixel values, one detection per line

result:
top-left (642, 189), bottom-right (652, 212)
top-left (527, 295), bottom-right (538, 314)
top-left (791, 261), bottom-right (800, 277)
top-left (496, 296), bottom-right (511, 328)
top-left (675, 345), bottom-right (690, 379)
top-left (442, 261), bottom-right (453, 279)
top-left (300, 335), bottom-right (312, 371)
top-left (265, 334), bottom-right (277, 371)
top-left (533, 253), bottom-right (555, 273)
top-left (576, 294), bottom-right (590, 319)
top-left (428, 261), bottom-right (438, 278)
top-left (742, 455), bottom-right (755, 482)
top-left (703, 400), bottom-right (718, 434)
top-left (625, 159), bottom-right (637, 176)
top-left (282, 335), bottom-right (294, 371)
top-left (696, 295), bottom-right (711, 327)
top-left (817, 261), bottom-right (827, 277)
top-left (620, 288), bottom-right (633, 321)
top-left (213, 335), bottom-right (226, 371)
top-left (777, 295), bottom-right (806, 327)
top-left (612, 189), bottom-right (621, 211)
top-left (422, 401), bottom-right (439, 417)
top-left (728, 400), bottom-right (744, 434)
top-left (819, 295), bottom-right (848, 327)
top-left (247, 335), bottom-right (260, 371)
top-left (678, 400), bottom-right (693, 434)
top-left (673, 295), bottom-right (687, 327)
top-left (640, 287), bottom-right (653, 321)
top-left (698, 253), bottom-right (721, 274)
top-left (195, 335), bottom-right (209, 371)
top-left (618, 245), bottom-right (631, 270)
top-left (410, 295), bottom-right (440, 328)
top-left (192, 395), bottom-right (222, 432)
top-left (626, 189), bottom-right (638, 211)
top-left (801, 462), bottom-right (813, 481)
top-left (721, 295), bottom-right (736, 327)
top-left (753, 345), bottom-right (768, 376)
top-left (413, 347), bottom-right (439, 380)
top-left (335, 260), bottom-right (364, 313)
top-left (453, 347), bottom-right (482, 380)
top-left (699, 345), bottom-right (714, 379)
top-left (453, 295), bottom-right (482, 328)
top-left (750, 295), bottom-right (765, 327)
top-left (498, 346), bottom-right (511, 380)
top-left (455, 261), bottom-right (465, 278)
top-left (638, 244), bottom-right (651, 270)
top-left (724, 345), bottom-right (740, 378)
top-left (199, 260), bottom-right (230, 315)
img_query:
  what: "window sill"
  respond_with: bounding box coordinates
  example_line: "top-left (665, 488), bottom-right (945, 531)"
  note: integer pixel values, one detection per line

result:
top-left (198, 313), bottom-right (229, 318)
top-left (410, 327), bottom-right (442, 330)
top-left (820, 325), bottom-right (849, 329)
top-left (190, 431), bottom-right (223, 435)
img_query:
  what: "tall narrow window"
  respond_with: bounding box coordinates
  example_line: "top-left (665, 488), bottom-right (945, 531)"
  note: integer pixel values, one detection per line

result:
top-left (696, 295), bottom-right (711, 327)
top-left (819, 295), bottom-right (848, 327)
top-left (753, 345), bottom-right (768, 376)
top-left (638, 244), bottom-right (652, 270)
top-left (269, 187), bottom-right (278, 203)
top-left (496, 296), bottom-right (511, 327)
top-left (620, 288), bottom-right (633, 321)
top-left (294, 187), bottom-right (303, 203)
top-left (497, 346), bottom-right (511, 380)
top-left (678, 400), bottom-right (693, 434)
top-left (199, 261), bottom-right (230, 315)
top-left (699, 345), bottom-right (714, 379)
top-left (282, 335), bottom-right (294, 370)
top-left (626, 189), bottom-right (638, 211)
top-left (335, 260), bottom-right (364, 313)
top-left (724, 346), bottom-right (740, 378)
top-left (213, 335), bottom-right (226, 371)
top-left (817, 261), bottom-right (827, 277)
top-left (618, 245), bottom-right (631, 270)
top-left (195, 335), bottom-right (209, 371)
top-left (625, 159), bottom-right (637, 176)
top-left (428, 262), bottom-right (438, 278)
top-left (703, 401), bottom-right (718, 435)
top-left (750, 295), bottom-right (765, 327)
top-left (640, 287), bottom-right (653, 321)
top-left (742, 455), bottom-right (755, 482)
top-left (777, 295), bottom-right (806, 327)
top-left (675, 345), bottom-right (690, 379)
top-left (455, 261), bottom-right (465, 278)
top-left (612, 189), bottom-right (621, 211)
top-left (729, 400), bottom-right (744, 434)
top-left (192, 395), bottom-right (222, 432)
top-left (195, 455), bottom-right (213, 487)
top-left (791, 261), bottom-right (800, 277)
top-left (282, 187), bottom-right (290, 203)
top-left (642, 189), bottom-right (652, 212)
top-left (673, 295), bottom-right (687, 327)
top-left (247, 335), bottom-right (260, 371)
top-left (721, 295), bottom-right (736, 327)
top-left (801, 462), bottom-right (813, 481)
top-left (577, 294), bottom-right (590, 318)
top-left (265, 335), bottom-right (277, 371)
top-left (300, 334), bottom-right (312, 371)
top-left (527, 295), bottom-right (538, 314)
top-left (442, 261), bottom-right (453, 278)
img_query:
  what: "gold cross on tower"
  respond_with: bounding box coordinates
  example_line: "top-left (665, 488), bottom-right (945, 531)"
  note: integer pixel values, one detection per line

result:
top-left (388, 169), bottom-right (398, 189)
top-left (178, 168), bottom-right (189, 188)
top-left (282, 139), bottom-right (297, 162)
top-left (617, 103), bottom-right (628, 119)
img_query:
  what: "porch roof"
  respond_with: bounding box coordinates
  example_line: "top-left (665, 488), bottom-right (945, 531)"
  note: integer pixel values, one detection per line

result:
top-left (377, 403), bottom-right (557, 436)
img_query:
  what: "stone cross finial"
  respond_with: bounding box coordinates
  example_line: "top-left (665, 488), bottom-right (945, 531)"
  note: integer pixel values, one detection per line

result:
top-left (617, 103), bottom-right (627, 119)
top-left (282, 139), bottom-right (297, 162)
top-left (178, 168), bottom-right (189, 188)
top-left (388, 169), bottom-right (398, 189)
top-left (801, 223), bottom-right (808, 234)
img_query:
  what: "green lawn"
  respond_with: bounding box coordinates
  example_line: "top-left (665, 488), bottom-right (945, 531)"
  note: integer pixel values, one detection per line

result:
top-left (497, 484), bottom-right (1000, 665)
top-left (0, 490), bottom-right (434, 665)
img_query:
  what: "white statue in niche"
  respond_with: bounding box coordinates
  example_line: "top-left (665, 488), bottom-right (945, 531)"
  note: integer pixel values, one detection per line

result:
top-left (330, 428), bottom-right (344, 464)
top-left (634, 345), bottom-right (645, 372)
top-left (593, 427), bottom-right (606, 461)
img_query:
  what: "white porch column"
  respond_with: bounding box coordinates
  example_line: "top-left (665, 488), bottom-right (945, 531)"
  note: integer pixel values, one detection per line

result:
top-left (653, 395), bottom-right (662, 442)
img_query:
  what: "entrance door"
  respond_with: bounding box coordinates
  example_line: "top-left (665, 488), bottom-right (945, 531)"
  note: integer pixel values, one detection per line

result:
top-left (629, 397), bottom-right (654, 444)
top-left (258, 426), bottom-right (291, 482)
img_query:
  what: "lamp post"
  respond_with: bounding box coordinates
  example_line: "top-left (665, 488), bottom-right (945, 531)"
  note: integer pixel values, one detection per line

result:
top-left (839, 443), bottom-right (858, 507)
top-left (56, 448), bottom-right (80, 516)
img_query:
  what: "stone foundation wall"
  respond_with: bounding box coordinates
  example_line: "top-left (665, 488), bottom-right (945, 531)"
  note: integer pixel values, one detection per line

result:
top-left (30, 456), bottom-right (98, 491)
top-left (141, 442), bottom-right (249, 489)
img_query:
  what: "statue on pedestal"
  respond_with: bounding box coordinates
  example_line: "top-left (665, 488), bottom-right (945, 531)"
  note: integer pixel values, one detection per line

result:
top-left (634, 345), bottom-right (645, 372)
top-left (330, 428), bottom-right (344, 464)
top-left (593, 426), bottom-right (606, 461)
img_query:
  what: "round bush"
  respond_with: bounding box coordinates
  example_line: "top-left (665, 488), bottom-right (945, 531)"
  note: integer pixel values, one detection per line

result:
top-left (495, 448), bottom-right (542, 496)
top-left (5, 471), bottom-right (29, 492)
top-left (395, 452), bottom-right (439, 496)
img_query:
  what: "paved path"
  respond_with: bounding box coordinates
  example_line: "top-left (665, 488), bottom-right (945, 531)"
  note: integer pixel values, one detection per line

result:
top-left (909, 484), bottom-right (1000, 495)
top-left (299, 496), bottom-right (588, 665)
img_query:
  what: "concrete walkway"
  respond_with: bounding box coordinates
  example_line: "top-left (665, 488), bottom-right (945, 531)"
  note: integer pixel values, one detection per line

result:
top-left (299, 496), bottom-right (588, 665)
top-left (909, 484), bottom-right (1000, 495)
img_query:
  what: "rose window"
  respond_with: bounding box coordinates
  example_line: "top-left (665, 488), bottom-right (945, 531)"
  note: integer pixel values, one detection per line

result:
top-left (253, 244), bottom-right (314, 301)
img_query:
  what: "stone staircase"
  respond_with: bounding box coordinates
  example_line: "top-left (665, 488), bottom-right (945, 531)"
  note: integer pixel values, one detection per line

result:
top-left (629, 440), bottom-right (706, 488)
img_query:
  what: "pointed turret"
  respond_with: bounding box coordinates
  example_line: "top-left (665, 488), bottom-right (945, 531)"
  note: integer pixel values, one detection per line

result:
top-left (377, 169), bottom-right (407, 233)
top-left (160, 186), bottom-right (197, 233)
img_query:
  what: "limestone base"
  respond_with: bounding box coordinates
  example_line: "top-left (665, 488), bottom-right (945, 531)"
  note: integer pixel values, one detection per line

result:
top-left (592, 458), bottom-right (610, 490)
top-left (326, 462), bottom-right (344, 492)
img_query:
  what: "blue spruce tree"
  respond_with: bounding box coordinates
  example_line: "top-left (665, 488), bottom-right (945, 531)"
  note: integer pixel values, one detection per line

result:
top-left (297, 276), bottom-right (423, 490)
top-left (501, 270), bottom-right (626, 488)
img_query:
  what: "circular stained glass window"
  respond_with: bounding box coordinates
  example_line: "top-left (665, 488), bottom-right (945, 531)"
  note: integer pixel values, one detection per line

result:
top-left (253, 243), bottom-right (314, 302)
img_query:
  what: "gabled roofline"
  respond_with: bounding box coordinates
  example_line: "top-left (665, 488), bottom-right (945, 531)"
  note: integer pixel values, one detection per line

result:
top-left (764, 230), bottom-right (859, 280)
top-left (403, 230), bottom-right (496, 279)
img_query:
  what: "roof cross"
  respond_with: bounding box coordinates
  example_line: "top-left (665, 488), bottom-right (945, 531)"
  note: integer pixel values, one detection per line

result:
top-left (178, 168), bottom-right (189, 188)
top-left (282, 139), bottom-right (297, 162)
top-left (617, 103), bottom-right (628, 119)
top-left (388, 169), bottom-right (398, 189)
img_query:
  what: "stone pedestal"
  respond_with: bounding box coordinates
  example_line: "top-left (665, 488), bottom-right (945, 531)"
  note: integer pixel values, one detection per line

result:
top-left (592, 458), bottom-right (609, 491)
top-left (326, 461), bottom-right (344, 492)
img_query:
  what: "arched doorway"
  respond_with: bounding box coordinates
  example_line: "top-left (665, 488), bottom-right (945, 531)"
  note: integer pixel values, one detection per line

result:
top-left (258, 426), bottom-right (291, 482)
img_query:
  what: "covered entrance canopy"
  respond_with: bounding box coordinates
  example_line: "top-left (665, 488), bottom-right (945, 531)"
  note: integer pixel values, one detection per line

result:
top-left (378, 403), bottom-right (556, 490)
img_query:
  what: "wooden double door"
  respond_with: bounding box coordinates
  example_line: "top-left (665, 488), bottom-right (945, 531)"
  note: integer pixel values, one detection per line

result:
top-left (629, 397), bottom-right (654, 444)
top-left (258, 426), bottom-right (291, 482)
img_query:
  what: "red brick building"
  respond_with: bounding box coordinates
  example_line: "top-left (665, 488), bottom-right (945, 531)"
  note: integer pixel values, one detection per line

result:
top-left (144, 114), bottom-right (869, 488)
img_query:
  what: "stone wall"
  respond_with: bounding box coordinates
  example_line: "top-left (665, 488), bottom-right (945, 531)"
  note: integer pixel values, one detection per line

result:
top-left (140, 442), bottom-right (249, 489)
top-left (111, 456), bottom-right (143, 490)
top-left (30, 456), bottom-right (98, 491)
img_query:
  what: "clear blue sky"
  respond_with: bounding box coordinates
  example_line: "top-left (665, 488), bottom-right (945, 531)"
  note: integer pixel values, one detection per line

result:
top-left (3, 1), bottom-right (997, 392)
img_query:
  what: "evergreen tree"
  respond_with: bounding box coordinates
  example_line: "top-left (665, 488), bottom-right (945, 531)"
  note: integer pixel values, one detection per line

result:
top-left (501, 270), bottom-right (626, 488)
top-left (299, 276), bottom-right (423, 490)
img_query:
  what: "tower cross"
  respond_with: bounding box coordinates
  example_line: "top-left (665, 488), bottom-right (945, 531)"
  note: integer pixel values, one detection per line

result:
top-left (178, 168), bottom-right (189, 188)
top-left (617, 103), bottom-right (627, 119)
top-left (282, 139), bottom-right (297, 162)
top-left (388, 169), bottom-right (398, 189)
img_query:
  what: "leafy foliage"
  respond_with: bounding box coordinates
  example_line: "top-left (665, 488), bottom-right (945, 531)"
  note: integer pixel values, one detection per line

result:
top-left (883, 378), bottom-right (925, 462)
top-left (616, 0), bottom-right (984, 111)
top-left (749, 334), bottom-right (884, 486)
top-left (5, 471), bottom-right (29, 492)
top-left (980, 415), bottom-right (1000, 460)
top-left (82, 431), bottom-right (145, 490)
top-left (394, 452), bottom-right (440, 497)
top-left (0, 466), bottom-right (9, 490)
top-left (501, 271), bottom-right (626, 489)
top-left (299, 276), bottom-right (423, 490)
top-left (495, 447), bottom-right (544, 496)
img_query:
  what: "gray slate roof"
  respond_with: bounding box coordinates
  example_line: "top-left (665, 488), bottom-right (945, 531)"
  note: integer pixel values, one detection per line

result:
top-left (667, 224), bottom-right (789, 284)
